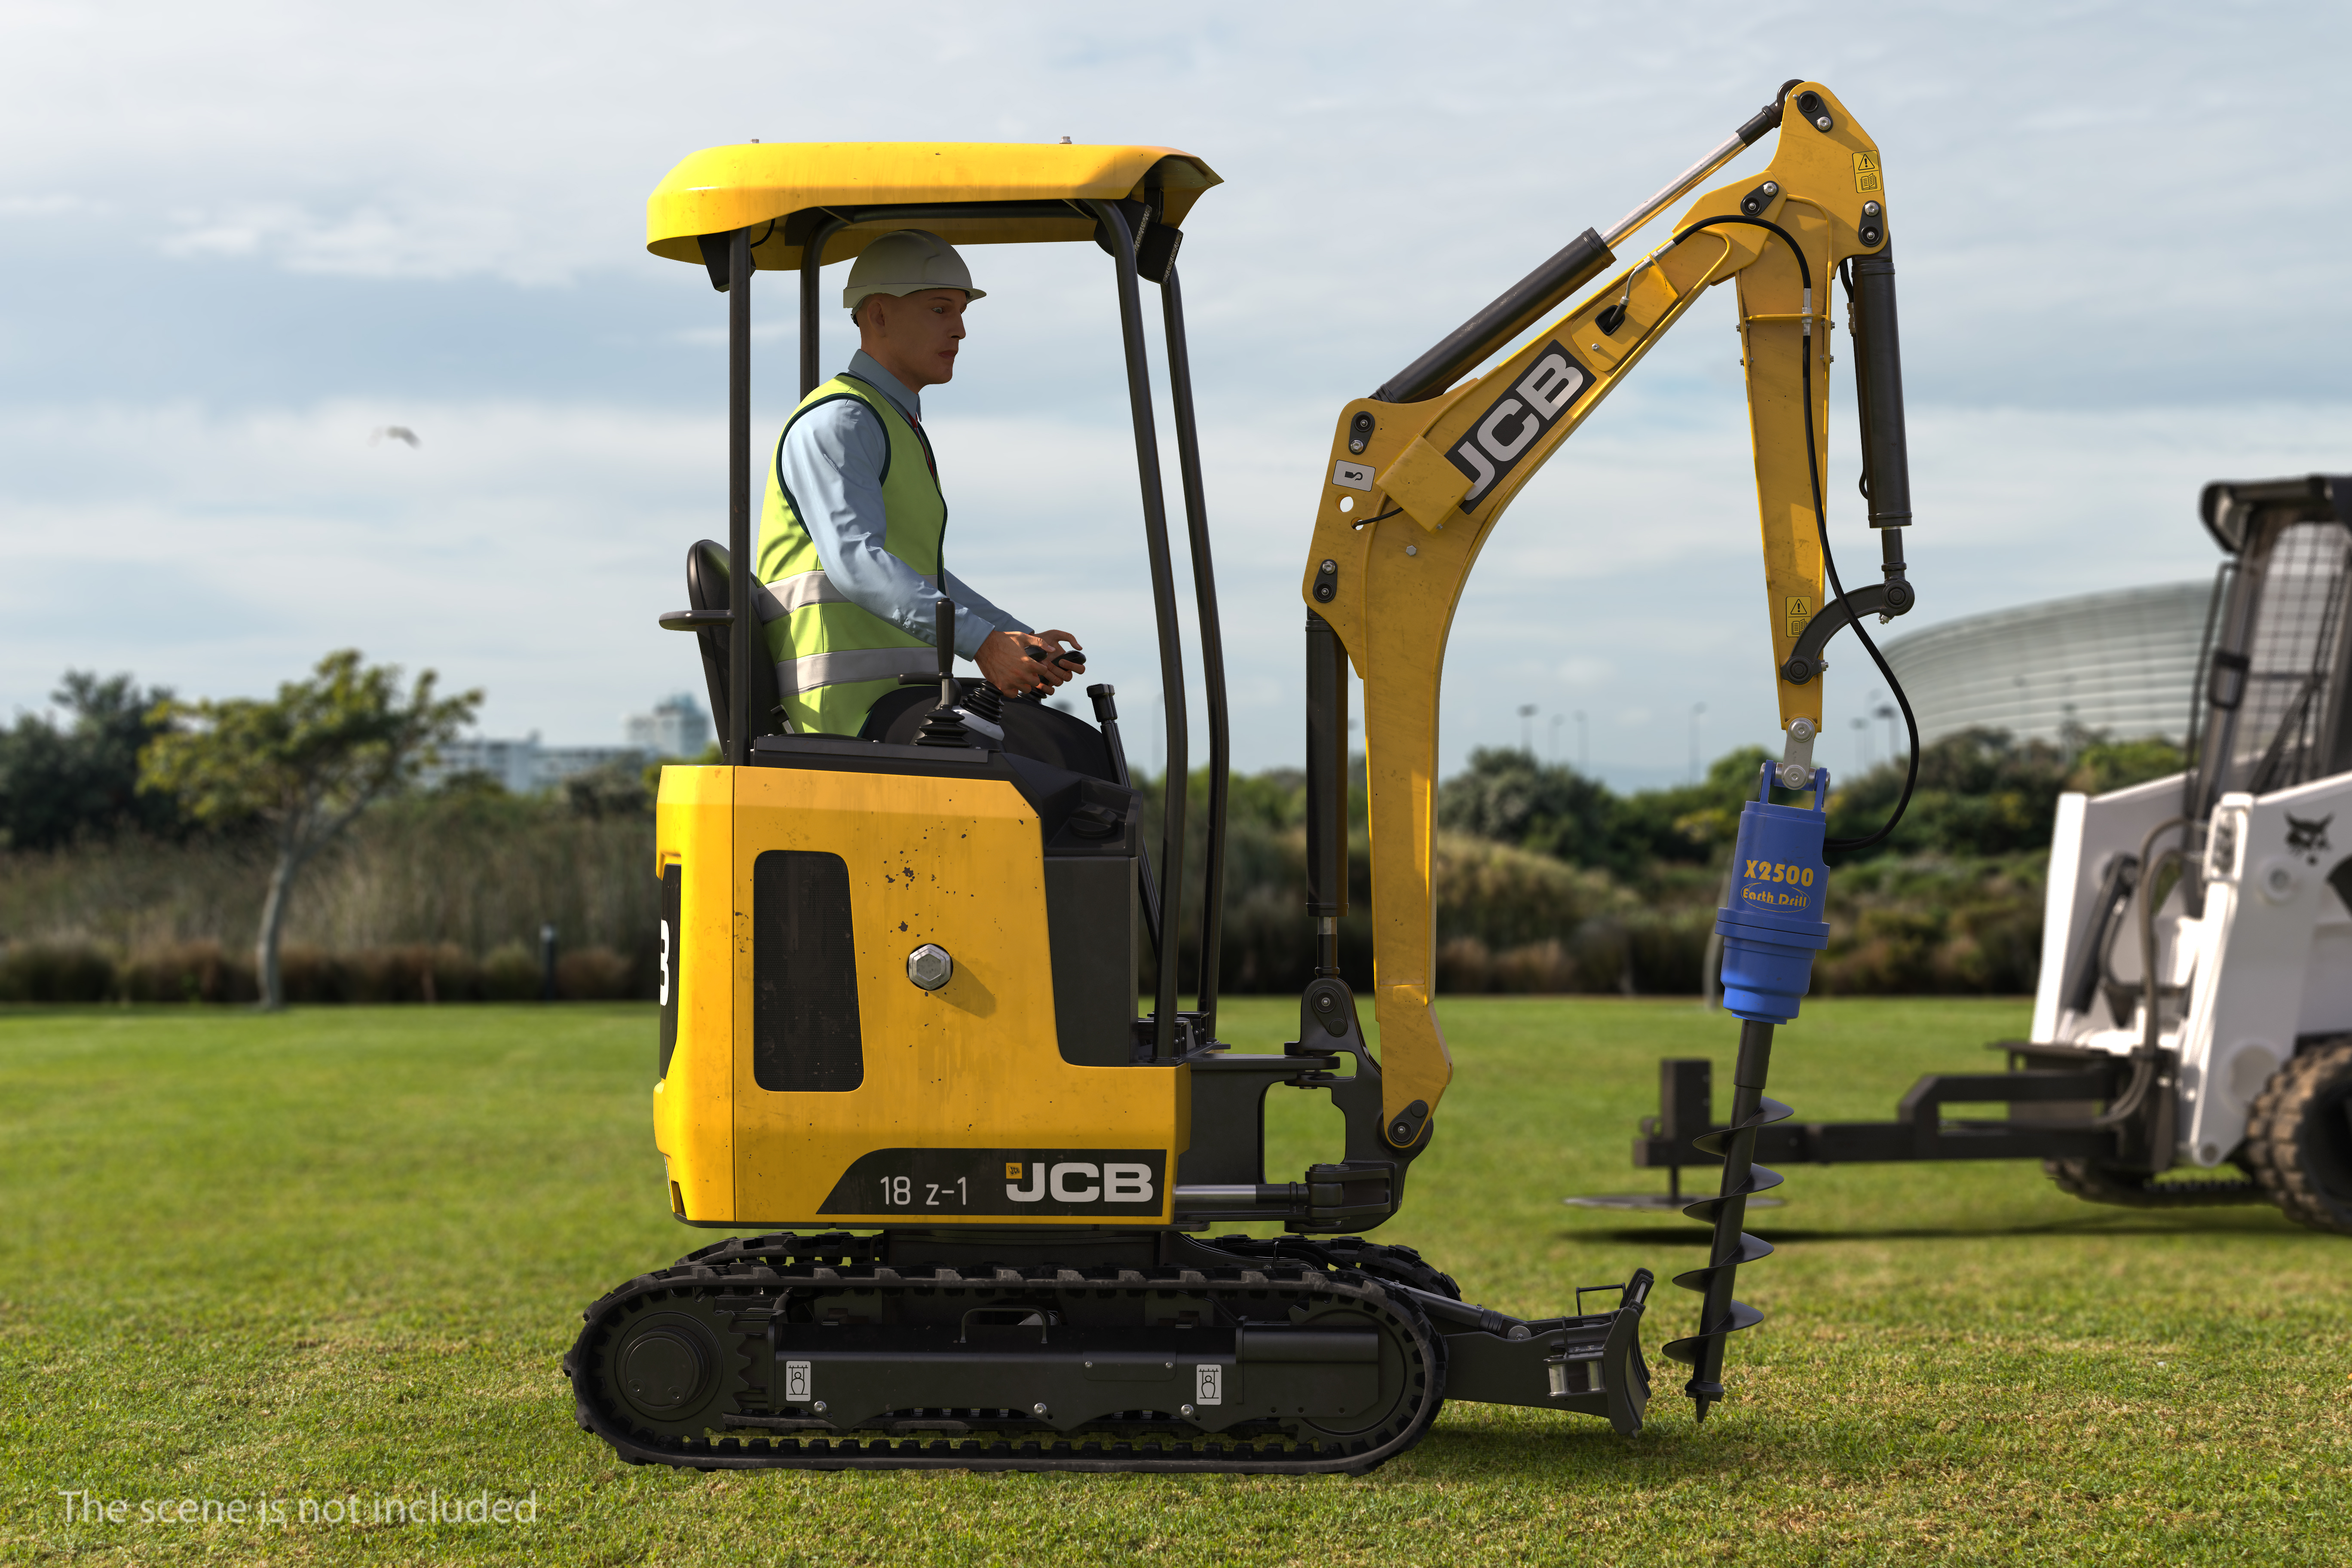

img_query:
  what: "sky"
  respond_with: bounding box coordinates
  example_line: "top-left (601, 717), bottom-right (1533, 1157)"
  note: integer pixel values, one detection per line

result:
top-left (4, 0), bottom-right (2347, 790)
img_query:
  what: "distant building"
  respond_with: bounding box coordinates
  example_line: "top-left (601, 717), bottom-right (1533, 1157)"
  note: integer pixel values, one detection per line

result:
top-left (421, 735), bottom-right (547, 794)
top-left (1878, 581), bottom-right (2213, 747)
top-left (418, 733), bottom-right (649, 794)
top-left (625, 693), bottom-right (712, 759)
top-left (419, 695), bottom-right (712, 794)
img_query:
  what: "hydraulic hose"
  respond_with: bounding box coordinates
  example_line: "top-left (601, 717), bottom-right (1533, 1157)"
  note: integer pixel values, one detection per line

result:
top-left (2086, 814), bottom-right (2187, 1133)
top-left (1668, 215), bottom-right (1921, 854)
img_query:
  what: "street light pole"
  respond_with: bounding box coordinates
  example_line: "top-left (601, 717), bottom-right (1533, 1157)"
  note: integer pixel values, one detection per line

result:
top-left (1575, 710), bottom-right (1588, 774)
top-left (1517, 703), bottom-right (1537, 756)
top-left (1547, 712), bottom-right (1563, 765)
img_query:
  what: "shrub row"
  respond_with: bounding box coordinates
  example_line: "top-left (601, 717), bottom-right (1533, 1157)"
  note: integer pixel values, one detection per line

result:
top-left (0, 938), bottom-right (655, 1004)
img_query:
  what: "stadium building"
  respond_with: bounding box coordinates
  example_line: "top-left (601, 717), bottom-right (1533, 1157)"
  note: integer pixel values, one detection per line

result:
top-left (1877, 580), bottom-right (2212, 747)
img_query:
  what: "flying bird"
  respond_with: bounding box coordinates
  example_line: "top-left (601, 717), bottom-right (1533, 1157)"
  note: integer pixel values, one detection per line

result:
top-left (371, 426), bottom-right (421, 448)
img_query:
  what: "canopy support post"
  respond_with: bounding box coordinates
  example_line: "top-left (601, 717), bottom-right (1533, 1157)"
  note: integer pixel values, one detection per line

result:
top-left (1159, 265), bottom-right (1229, 1040)
top-left (728, 227), bottom-right (753, 766)
top-left (1088, 199), bottom-right (1186, 1063)
top-left (799, 217), bottom-right (847, 399)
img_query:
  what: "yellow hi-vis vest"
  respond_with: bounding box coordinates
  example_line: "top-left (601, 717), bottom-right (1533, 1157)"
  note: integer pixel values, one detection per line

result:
top-left (756, 374), bottom-right (949, 736)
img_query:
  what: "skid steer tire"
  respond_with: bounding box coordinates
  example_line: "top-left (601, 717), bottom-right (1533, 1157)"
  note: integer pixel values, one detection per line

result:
top-left (2244, 1038), bottom-right (2352, 1236)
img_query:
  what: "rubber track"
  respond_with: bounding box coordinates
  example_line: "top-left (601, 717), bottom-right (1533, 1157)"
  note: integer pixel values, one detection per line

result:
top-left (2042, 1157), bottom-right (2265, 1208)
top-left (565, 1232), bottom-right (1447, 1475)
top-left (1203, 1235), bottom-right (1463, 1301)
top-left (2243, 1039), bottom-right (2352, 1234)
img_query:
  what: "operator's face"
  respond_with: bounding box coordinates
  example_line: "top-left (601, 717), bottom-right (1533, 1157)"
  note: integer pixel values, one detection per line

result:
top-left (863, 288), bottom-right (968, 389)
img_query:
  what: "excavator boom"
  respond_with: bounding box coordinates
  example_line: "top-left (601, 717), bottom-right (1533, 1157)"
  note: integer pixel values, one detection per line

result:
top-left (1299, 80), bottom-right (1915, 1144)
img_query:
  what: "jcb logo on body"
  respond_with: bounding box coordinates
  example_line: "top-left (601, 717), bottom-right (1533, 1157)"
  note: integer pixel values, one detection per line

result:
top-left (818, 1147), bottom-right (1167, 1217)
top-left (1004, 1160), bottom-right (1155, 1205)
top-left (1445, 341), bottom-right (1596, 510)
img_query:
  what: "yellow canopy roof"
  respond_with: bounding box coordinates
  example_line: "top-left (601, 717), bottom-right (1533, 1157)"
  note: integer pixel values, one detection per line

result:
top-left (645, 142), bottom-right (1220, 272)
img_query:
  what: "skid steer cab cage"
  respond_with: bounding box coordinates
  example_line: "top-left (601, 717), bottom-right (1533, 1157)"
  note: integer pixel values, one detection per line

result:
top-left (647, 142), bottom-right (1229, 1056)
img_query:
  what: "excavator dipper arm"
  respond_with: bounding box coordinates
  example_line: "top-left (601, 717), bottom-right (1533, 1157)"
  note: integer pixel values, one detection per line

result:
top-left (1298, 81), bottom-right (1913, 1146)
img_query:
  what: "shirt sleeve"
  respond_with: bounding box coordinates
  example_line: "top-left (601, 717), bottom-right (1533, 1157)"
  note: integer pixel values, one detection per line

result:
top-left (777, 400), bottom-right (1024, 658)
top-left (941, 570), bottom-right (1033, 643)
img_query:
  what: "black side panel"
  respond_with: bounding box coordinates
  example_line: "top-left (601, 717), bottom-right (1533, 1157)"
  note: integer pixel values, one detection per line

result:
top-left (658, 863), bottom-right (683, 1079)
top-left (1047, 857), bottom-right (1138, 1065)
top-left (753, 851), bottom-right (864, 1093)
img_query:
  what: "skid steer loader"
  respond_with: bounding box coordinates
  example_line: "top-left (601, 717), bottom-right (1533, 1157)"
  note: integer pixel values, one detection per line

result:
top-left (1618, 474), bottom-right (2352, 1234)
top-left (565, 79), bottom-right (1927, 1473)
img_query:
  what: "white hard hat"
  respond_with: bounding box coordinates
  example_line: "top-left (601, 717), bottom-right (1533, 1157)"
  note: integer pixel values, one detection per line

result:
top-left (841, 230), bottom-right (986, 309)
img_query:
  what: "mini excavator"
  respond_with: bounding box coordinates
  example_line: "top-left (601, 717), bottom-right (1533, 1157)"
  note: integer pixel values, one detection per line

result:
top-left (565, 79), bottom-right (1920, 1474)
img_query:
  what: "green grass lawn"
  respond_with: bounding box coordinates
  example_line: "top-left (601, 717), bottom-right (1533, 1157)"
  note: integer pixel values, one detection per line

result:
top-left (1, 997), bottom-right (2344, 1566)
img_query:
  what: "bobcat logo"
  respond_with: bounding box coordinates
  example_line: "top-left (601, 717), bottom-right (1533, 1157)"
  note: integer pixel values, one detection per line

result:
top-left (2285, 812), bottom-right (2332, 861)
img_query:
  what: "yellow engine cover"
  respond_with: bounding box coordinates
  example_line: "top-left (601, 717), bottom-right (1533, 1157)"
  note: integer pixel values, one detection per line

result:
top-left (652, 763), bottom-right (1187, 1227)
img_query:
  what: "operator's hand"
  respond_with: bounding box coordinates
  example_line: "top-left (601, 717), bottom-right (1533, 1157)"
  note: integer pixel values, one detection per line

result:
top-left (976, 628), bottom-right (1084, 696)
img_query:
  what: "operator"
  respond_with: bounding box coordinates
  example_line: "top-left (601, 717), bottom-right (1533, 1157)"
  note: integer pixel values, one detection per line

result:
top-left (756, 228), bottom-right (1081, 737)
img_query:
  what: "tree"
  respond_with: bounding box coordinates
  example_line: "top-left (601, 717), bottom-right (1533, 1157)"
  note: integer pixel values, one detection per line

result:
top-left (1436, 747), bottom-right (1619, 870)
top-left (140, 651), bottom-right (480, 1010)
top-left (0, 672), bottom-right (186, 850)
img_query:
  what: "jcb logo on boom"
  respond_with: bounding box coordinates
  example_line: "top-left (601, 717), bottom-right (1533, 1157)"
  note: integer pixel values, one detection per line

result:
top-left (1445, 341), bottom-right (1595, 509)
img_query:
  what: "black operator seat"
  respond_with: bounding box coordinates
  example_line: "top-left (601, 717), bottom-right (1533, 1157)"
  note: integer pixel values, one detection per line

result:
top-left (681, 539), bottom-right (784, 747)
top-left (677, 538), bottom-right (1118, 782)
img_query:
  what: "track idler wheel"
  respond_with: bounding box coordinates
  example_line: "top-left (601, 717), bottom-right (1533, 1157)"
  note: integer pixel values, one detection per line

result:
top-left (2244, 1038), bottom-right (2352, 1235)
top-left (580, 1287), bottom-right (753, 1441)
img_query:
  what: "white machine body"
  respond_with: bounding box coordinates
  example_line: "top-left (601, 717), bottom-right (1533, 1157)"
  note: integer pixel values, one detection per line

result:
top-left (2030, 473), bottom-right (2352, 1173)
top-left (2034, 772), bottom-right (2352, 1167)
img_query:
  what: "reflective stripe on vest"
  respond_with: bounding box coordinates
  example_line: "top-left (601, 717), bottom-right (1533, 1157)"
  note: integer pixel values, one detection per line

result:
top-left (756, 374), bottom-right (949, 733)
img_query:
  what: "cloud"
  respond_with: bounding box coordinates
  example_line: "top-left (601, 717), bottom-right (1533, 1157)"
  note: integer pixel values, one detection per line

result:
top-left (3, 371), bottom-right (2343, 773)
top-left (6, 1), bottom-right (2352, 783)
top-left (2, 0), bottom-right (2344, 405)
top-left (156, 201), bottom-right (565, 284)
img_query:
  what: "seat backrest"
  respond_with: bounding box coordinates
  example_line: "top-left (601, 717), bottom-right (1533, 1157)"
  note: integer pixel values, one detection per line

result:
top-left (686, 540), bottom-right (785, 746)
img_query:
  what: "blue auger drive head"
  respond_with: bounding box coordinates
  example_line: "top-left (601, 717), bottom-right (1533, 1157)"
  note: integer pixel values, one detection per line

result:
top-left (1713, 763), bottom-right (1831, 1025)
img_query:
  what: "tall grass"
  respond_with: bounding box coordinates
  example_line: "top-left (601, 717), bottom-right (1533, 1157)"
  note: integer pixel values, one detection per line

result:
top-left (0, 777), bottom-right (2049, 1003)
top-left (0, 792), bottom-right (662, 1001)
top-left (0, 794), bottom-right (658, 956)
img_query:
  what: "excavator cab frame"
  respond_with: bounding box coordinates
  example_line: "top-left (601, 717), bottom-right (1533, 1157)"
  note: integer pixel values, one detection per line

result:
top-left (645, 142), bottom-right (1233, 1057)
